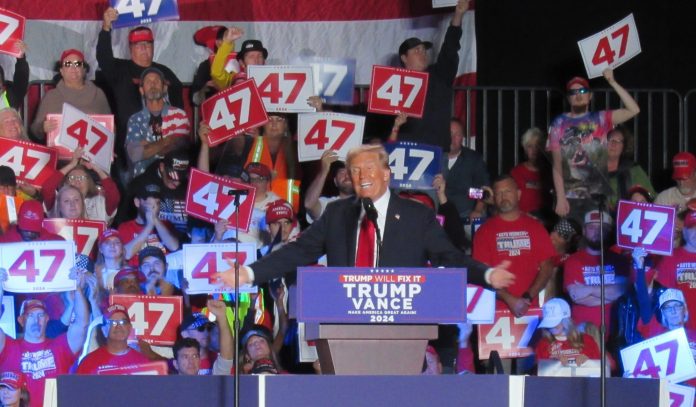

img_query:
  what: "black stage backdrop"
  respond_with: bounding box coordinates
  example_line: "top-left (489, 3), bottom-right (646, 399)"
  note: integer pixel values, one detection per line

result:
top-left (476, 1), bottom-right (696, 92)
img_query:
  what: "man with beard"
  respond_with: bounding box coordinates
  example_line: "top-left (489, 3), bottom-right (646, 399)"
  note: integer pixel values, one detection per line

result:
top-left (120, 150), bottom-right (191, 235)
top-left (77, 304), bottom-right (149, 374)
top-left (655, 152), bottom-right (696, 212)
top-left (0, 272), bottom-right (89, 407)
top-left (125, 67), bottom-right (190, 182)
top-left (118, 184), bottom-right (180, 267)
top-left (473, 175), bottom-right (555, 317)
top-left (304, 150), bottom-right (354, 223)
top-left (137, 246), bottom-right (176, 296)
top-left (563, 210), bottom-right (629, 330)
top-left (547, 69), bottom-right (640, 225)
top-left (98, 9), bottom-right (183, 169)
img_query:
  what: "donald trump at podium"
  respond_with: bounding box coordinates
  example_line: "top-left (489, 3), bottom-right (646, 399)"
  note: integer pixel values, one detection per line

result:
top-left (215, 144), bottom-right (515, 290)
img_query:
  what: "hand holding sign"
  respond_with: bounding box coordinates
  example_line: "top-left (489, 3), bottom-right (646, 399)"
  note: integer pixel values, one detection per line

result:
top-left (247, 65), bottom-right (316, 113)
top-left (384, 142), bottom-right (441, 190)
top-left (183, 243), bottom-right (257, 294)
top-left (621, 328), bottom-right (696, 384)
top-left (368, 66), bottom-right (429, 118)
top-left (0, 8), bottom-right (25, 58)
top-left (577, 14), bottom-right (641, 78)
top-left (56, 104), bottom-right (114, 172)
top-left (200, 79), bottom-right (268, 147)
top-left (109, 0), bottom-right (180, 29)
top-left (297, 112), bottom-right (365, 162)
top-left (617, 200), bottom-right (675, 256)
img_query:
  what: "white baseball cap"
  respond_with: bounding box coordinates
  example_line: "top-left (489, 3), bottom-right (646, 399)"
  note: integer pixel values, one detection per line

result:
top-left (538, 298), bottom-right (571, 329)
top-left (659, 289), bottom-right (686, 309)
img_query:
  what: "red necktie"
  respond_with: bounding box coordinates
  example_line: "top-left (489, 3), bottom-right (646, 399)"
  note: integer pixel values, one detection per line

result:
top-left (355, 216), bottom-right (376, 267)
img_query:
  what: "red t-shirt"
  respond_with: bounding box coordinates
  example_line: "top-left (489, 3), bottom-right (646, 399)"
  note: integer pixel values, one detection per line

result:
top-left (563, 250), bottom-right (630, 329)
top-left (118, 219), bottom-right (176, 266)
top-left (535, 333), bottom-right (600, 362)
top-left (473, 213), bottom-right (555, 307)
top-left (510, 164), bottom-right (543, 214)
top-left (76, 346), bottom-right (150, 374)
top-left (0, 334), bottom-right (77, 407)
top-left (655, 247), bottom-right (696, 330)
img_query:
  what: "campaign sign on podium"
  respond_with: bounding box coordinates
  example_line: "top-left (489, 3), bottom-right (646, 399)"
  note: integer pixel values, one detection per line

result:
top-left (297, 267), bottom-right (467, 324)
top-left (385, 142), bottom-right (441, 190)
top-left (616, 200), bottom-right (675, 256)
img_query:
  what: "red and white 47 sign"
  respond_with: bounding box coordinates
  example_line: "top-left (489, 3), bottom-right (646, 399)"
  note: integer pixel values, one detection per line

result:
top-left (0, 137), bottom-right (57, 188)
top-left (621, 328), bottom-right (696, 384)
top-left (0, 241), bottom-right (76, 293)
top-left (0, 8), bottom-right (25, 57)
top-left (368, 65), bottom-right (429, 118)
top-left (670, 383), bottom-right (696, 407)
top-left (110, 294), bottom-right (182, 346)
top-left (56, 103), bottom-right (115, 173)
top-left (47, 112), bottom-right (114, 161)
top-left (185, 168), bottom-right (256, 231)
top-left (617, 200), bottom-right (675, 256)
top-left (247, 65), bottom-right (316, 113)
top-left (578, 13), bottom-right (641, 79)
top-left (42, 219), bottom-right (106, 260)
top-left (477, 308), bottom-right (542, 359)
top-left (182, 243), bottom-right (258, 294)
top-left (201, 79), bottom-right (268, 147)
top-left (297, 112), bottom-right (365, 162)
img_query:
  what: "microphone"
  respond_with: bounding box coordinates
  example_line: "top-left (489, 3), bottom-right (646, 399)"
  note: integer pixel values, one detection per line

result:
top-left (225, 189), bottom-right (249, 196)
top-left (362, 198), bottom-right (378, 224)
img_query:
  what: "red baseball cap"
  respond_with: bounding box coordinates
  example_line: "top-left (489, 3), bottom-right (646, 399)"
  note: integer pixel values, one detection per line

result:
top-left (113, 267), bottom-right (145, 285)
top-left (104, 304), bottom-right (130, 322)
top-left (672, 152), bottom-right (696, 180)
top-left (17, 200), bottom-right (44, 233)
top-left (128, 27), bottom-right (154, 44)
top-left (245, 162), bottom-right (272, 180)
top-left (19, 299), bottom-right (47, 316)
top-left (60, 48), bottom-right (84, 62)
top-left (0, 372), bottom-right (26, 391)
top-left (265, 199), bottom-right (294, 224)
top-left (99, 228), bottom-right (123, 245)
top-left (566, 76), bottom-right (589, 91)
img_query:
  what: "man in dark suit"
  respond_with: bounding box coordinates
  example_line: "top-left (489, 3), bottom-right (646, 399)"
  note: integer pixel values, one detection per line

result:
top-left (215, 144), bottom-right (515, 289)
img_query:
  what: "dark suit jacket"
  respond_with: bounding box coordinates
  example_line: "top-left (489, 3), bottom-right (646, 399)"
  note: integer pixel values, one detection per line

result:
top-left (251, 194), bottom-right (490, 286)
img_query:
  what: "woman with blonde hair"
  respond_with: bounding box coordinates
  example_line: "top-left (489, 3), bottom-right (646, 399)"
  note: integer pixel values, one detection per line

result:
top-left (536, 298), bottom-right (600, 366)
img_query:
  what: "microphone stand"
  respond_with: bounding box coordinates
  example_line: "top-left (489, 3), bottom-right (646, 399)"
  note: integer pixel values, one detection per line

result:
top-left (226, 189), bottom-right (248, 407)
top-left (594, 193), bottom-right (607, 407)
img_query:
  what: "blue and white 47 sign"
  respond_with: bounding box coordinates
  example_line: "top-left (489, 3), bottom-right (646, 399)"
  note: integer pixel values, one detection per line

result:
top-left (294, 56), bottom-right (356, 106)
top-left (110, 0), bottom-right (180, 28)
top-left (385, 142), bottom-right (441, 190)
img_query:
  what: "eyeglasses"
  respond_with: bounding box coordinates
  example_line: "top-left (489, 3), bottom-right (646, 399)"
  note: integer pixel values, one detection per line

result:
top-left (107, 319), bottom-right (130, 326)
top-left (62, 60), bottom-right (84, 68)
top-left (68, 175), bottom-right (88, 182)
top-left (568, 88), bottom-right (589, 96)
top-left (662, 304), bottom-right (684, 313)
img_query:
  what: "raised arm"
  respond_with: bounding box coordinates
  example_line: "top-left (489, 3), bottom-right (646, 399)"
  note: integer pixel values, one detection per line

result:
top-left (604, 68), bottom-right (640, 125)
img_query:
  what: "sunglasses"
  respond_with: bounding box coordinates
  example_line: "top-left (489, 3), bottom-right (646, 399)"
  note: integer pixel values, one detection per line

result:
top-left (568, 88), bottom-right (589, 96)
top-left (67, 175), bottom-right (88, 182)
top-left (62, 60), bottom-right (84, 68)
top-left (107, 319), bottom-right (130, 326)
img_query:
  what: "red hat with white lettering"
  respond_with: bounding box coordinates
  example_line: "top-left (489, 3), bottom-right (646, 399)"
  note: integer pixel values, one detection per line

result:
top-left (17, 200), bottom-right (44, 233)
top-left (265, 199), bottom-right (294, 224)
top-left (0, 372), bottom-right (26, 391)
top-left (672, 152), bottom-right (696, 180)
top-left (104, 304), bottom-right (130, 322)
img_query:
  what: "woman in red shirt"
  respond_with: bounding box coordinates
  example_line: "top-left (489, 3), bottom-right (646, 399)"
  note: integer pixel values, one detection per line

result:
top-left (536, 298), bottom-right (601, 366)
